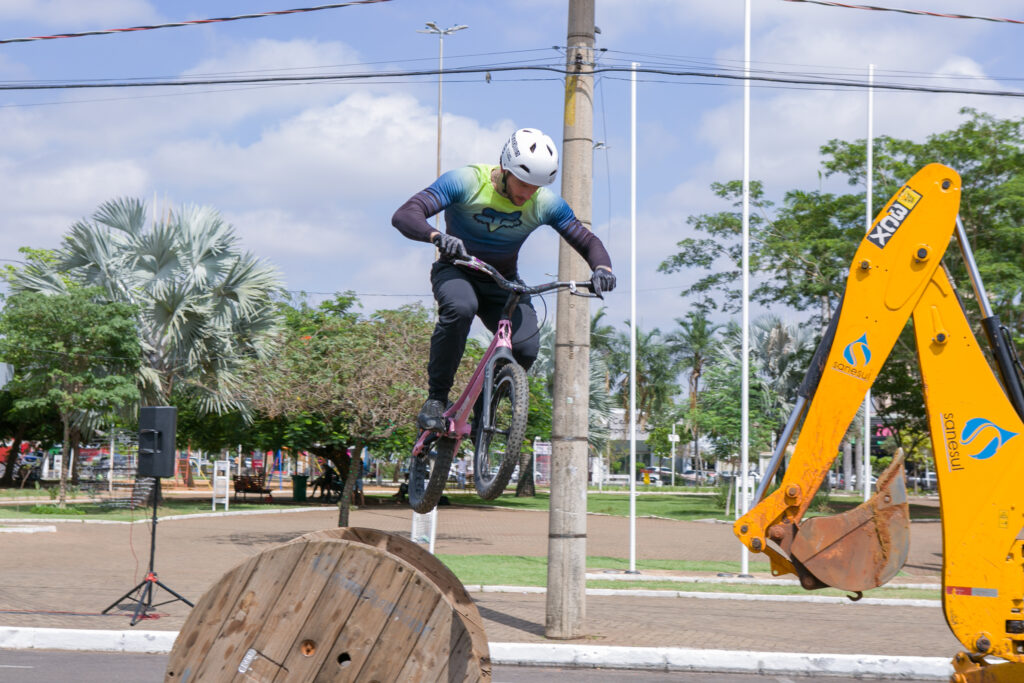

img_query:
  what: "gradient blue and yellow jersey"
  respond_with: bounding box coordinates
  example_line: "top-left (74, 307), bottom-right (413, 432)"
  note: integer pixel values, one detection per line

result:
top-left (392, 164), bottom-right (611, 279)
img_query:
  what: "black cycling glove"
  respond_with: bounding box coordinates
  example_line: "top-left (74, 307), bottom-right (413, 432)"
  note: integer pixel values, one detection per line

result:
top-left (591, 269), bottom-right (616, 297)
top-left (432, 233), bottom-right (468, 260)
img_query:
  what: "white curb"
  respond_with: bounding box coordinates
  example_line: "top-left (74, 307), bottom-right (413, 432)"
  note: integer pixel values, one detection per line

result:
top-left (488, 643), bottom-right (953, 679)
top-left (584, 572), bottom-right (942, 591)
top-left (0, 627), bottom-right (176, 654)
top-left (0, 525), bottom-right (56, 534)
top-left (466, 585), bottom-right (940, 607)
top-left (0, 628), bottom-right (953, 678)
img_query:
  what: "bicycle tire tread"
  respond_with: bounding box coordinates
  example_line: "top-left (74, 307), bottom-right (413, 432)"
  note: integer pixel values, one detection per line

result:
top-left (473, 363), bottom-right (529, 500)
top-left (409, 435), bottom-right (457, 513)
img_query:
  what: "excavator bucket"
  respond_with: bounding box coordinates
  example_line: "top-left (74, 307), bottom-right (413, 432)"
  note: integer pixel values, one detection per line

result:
top-left (788, 452), bottom-right (910, 593)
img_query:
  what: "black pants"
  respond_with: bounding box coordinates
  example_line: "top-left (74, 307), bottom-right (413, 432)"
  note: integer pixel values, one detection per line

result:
top-left (428, 261), bottom-right (540, 402)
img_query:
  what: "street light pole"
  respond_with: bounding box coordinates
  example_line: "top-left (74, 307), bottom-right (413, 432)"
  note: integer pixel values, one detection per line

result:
top-left (418, 22), bottom-right (469, 228)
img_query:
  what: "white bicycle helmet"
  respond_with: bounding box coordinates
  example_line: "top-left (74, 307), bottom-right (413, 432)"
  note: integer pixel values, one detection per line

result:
top-left (499, 128), bottom-right (559, 186)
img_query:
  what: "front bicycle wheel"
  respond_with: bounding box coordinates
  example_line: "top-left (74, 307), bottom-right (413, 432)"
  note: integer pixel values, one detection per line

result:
top-left (408, 433), bottom-right (457, 513)
top-left (473, 362), bottom-right (529, 500)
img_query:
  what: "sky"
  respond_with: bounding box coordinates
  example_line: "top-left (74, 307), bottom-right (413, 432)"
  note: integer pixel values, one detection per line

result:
top-left (0, 0), bottom-right (1021, 339)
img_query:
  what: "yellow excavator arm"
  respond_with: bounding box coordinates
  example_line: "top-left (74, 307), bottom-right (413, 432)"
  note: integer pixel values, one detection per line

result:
top-left (732, 164), bottom-right (1024, 680)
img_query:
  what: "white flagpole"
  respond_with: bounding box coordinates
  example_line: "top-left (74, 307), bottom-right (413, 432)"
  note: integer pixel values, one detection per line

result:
top-left (740, 0), bottom-right (752, 577)
top-left (863, 63), bottom-right (875, 502)
top-left (628, 61), bottom-right (639, 574)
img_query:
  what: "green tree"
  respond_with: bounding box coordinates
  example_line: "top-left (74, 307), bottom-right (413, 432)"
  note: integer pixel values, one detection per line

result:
top-left (659, 181), bottom-right (863, 325)
top-left (823, 109), bottom-right (1024, 332)
top-left (657, 181), bottom-right (772, 315)
top-left (691, 333), bottom-right (778, 465)
top-left (612, 325), bottom-right (678, 433)
top-left (15, 198), bottom-right (282, 411)
top-left (664, 108), bottom-right (1024, 470)
top-left (527, 318), bottom-right (614, 492)
top-left (0, 390), bottom-right (61, 488)
top-left (0, 288), bottom-right (141, 507)
top-left (241, 297), bottom-right (441, 526)
top-left (666, 309), bottom-right (719, 470)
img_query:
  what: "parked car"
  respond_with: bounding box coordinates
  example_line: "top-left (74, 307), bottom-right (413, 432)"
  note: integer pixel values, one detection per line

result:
top-left (680, 469), bottom-right (718, 485)
top-left (906, 472), bottom-right (938, 491)
top-left (650, 467), bottom-right (675, 484)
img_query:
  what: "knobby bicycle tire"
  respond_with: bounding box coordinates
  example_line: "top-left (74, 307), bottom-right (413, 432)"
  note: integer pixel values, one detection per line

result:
top-left (473, 362), bottom-right (529, 500)
top-left (408, 433), bottom-right (457, 513)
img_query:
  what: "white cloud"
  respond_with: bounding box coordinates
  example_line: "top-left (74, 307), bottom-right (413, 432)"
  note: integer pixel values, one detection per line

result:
top-left (147, 90), bottom-right (513, 209)
top-left (0, 0), bottom-right (159, 26)
top-left (0, 158), bottom-right (148, 258)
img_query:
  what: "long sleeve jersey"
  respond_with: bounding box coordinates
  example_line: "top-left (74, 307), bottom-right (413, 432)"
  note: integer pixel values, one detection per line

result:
top-left (392, 164), bottom-right (612, 279)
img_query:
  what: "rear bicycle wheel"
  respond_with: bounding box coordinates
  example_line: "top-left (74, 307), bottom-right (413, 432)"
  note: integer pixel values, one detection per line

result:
top-left (473, 363), bottom-right (529, 500)
top-left (408, 433), bottom-right (457, 513)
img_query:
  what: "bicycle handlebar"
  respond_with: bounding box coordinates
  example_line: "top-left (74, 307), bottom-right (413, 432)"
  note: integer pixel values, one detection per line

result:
top-left (450, 256), bottom-right (603, 298)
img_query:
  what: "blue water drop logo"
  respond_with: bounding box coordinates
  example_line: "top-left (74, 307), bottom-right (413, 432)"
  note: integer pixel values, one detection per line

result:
top-left (961, 417), bottom-right (1018, 460)
top-left (842, 333), bottom-right (872, 367)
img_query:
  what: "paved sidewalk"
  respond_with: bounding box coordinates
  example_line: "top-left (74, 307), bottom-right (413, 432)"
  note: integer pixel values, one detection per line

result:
top-left (0, 500), bottom-right (958, 659)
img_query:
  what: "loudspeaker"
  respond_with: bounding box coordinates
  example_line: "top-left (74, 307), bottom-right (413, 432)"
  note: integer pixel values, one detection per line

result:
top-left (138, 406), bottom-right (177, 478)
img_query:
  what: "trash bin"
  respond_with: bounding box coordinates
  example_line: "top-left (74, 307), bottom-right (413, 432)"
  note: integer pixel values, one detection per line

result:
top-left (291, 474), bottom-right (308, 502)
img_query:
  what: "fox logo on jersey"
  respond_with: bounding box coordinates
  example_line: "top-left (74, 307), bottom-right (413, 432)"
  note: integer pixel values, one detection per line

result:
top-left (475, 208), bottom-right (523, 232)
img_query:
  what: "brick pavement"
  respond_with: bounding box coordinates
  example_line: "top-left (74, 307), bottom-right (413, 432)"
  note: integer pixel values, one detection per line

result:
top-left (0, 500), bottom-right (956, 658)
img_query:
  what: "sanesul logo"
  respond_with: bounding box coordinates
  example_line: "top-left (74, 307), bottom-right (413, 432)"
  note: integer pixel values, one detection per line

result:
top-left (961, 418), bottom-right (1018, 460)
top-left (842, 333), bottom-right (872, 367)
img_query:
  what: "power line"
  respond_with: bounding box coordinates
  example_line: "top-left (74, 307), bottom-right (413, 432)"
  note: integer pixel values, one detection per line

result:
top-left (0, 0), bottom-right (392, 46)
top-left (780, 0), bottom-right (1024, 25)
top-left (0, 64), bottom-right (1020, 99)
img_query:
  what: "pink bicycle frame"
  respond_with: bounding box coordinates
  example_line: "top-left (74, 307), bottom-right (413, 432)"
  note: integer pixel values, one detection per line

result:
top-left (411, 318), bottom-right (515, 457)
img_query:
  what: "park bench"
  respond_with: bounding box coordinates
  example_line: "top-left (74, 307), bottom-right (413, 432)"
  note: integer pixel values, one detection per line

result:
top-left (233, 474), bottom-right (272, 502)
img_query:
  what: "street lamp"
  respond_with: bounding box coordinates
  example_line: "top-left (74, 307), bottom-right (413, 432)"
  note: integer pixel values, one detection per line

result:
top-left (418, 21), bottom-right (469, 185)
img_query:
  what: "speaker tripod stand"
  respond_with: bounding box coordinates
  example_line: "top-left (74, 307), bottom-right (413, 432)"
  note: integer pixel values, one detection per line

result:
top-left (102, 478), bottom-right (193, 625)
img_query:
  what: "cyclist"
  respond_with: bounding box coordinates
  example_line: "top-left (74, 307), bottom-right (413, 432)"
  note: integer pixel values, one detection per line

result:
top-left (392, 127), bottom-right (616, 432)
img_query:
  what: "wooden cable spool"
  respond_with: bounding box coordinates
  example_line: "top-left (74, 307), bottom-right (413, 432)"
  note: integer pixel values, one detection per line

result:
top-left (165, 527), bottom-right (490, 682)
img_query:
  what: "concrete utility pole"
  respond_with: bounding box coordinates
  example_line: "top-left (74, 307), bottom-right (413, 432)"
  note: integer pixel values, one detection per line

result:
top-left (547, 0), bottom-right (594, 640)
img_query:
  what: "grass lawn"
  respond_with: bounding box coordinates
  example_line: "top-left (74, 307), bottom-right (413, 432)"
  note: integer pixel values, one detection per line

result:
top-left (443, 491), bottom-right (940, 522)
top-left (444, 492), bottom-right (724, 520)
top-left (437, 554), bottom-right (939, 600)
top-left (0, 487), bottom-right (46, 499)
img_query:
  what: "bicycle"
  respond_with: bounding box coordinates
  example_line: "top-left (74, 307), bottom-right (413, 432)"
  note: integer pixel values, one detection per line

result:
top-left (408, 256), bottom-right (600, 513)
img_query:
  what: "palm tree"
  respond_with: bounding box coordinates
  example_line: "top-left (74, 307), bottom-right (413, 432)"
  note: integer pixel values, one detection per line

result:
top-left (530, 320), bottom-right (613, 452)
top-left (613, 324), bottom-right (678, 434)
top-left (16, 198), bottom-right (282, 412)
top-left (721, 315), bottom-right (814, 420)
top-left (667, 310), bottom-right (719, 469)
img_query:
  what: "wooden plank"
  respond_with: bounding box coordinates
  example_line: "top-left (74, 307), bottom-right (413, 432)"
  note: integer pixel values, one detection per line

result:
top-left (235, 648), bottom-right (286, 682)
top-left (440, 627), bottom-right (489, 683)
top-left (350, 572), bottom-right (443, 682)
top-left (302, 528), bottom-right (490, 661)
top-left (166, 556), bottom-right (261, 683)
top-left (311, 552), bottom-right (413, 683)
top-left (393, 596), bottom-right (460, 682)
top-left (271, 542), bottom-right (387, 682)
top-left (187, 541), bottom-right (308, 682)
top-left (226, 541), bottom-right (349, 683)
top-left (170, 529), bottom-right (489, 683)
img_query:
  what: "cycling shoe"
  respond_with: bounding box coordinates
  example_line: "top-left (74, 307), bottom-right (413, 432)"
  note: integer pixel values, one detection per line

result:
top-left (417, 399), bottom-right (448, 432)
